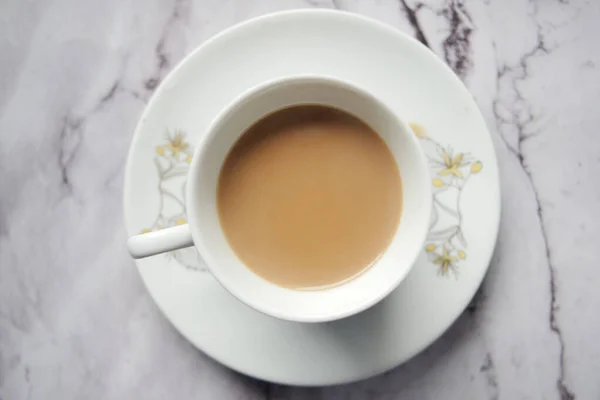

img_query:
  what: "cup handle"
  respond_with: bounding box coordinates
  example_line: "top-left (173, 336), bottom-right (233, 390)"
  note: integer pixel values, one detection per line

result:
top-left (127, 224), bottom-right (194, 259)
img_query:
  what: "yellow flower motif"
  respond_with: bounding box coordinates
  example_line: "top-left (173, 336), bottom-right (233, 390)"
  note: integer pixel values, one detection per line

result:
top-left (140, 228), bottom-right (152, 234)
top-left (156, 146), bottom-right (165, 156)
top-left (409, 122), bottom-right (427, 138)
top-left (432, 178), bottom-right (445, 187)
top-left (175, 218), bottom-right (186, 225)
top-left (471, 161), bottom-right (483, 174)
top-left (458, 250), bottom-right (466, 259)
top-left (425, 244), bottom-right (437, 252)
top-left (186, 155), bottom-right (192, 164)
top-left (439, 151), bottom-right (466, 178)
top-left (434, 248), bottom-right (457, 274)
top-left (166, 131), bottom-right (189, 157)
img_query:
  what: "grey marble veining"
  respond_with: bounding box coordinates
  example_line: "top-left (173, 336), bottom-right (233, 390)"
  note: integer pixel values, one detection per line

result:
top-left (1, 0), bottom-right (599, 399)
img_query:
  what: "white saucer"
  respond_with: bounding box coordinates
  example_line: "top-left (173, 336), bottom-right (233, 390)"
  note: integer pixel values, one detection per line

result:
top-left (124, 10), bottom-right (500, 386)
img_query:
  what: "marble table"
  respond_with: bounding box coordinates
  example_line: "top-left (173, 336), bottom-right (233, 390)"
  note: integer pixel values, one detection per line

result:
top-left (1, 0), bottom-right (599, 399)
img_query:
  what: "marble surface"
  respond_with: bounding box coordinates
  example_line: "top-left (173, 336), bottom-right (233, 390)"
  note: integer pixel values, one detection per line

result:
top-left (1, 0), bottom-right (599, 399)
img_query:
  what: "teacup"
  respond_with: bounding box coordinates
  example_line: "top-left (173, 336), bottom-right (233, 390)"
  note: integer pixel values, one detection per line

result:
top-left (128, 76), bottom-right (431, 322)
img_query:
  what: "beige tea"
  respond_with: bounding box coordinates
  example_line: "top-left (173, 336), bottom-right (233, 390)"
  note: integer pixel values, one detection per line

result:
top-left (217, 105), bottom-right (402, 289)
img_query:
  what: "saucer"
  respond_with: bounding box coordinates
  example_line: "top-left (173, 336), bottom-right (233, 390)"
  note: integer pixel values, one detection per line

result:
top-left (124, 10), bottom-right (500, 385)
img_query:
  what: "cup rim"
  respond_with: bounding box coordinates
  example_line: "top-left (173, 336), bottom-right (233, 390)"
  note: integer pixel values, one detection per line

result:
top-left (187, 74), bottom-right (431, 323)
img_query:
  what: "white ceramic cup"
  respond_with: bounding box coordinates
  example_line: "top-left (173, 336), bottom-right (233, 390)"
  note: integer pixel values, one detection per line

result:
top-left (128, 76), bottom-right (431, 323)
